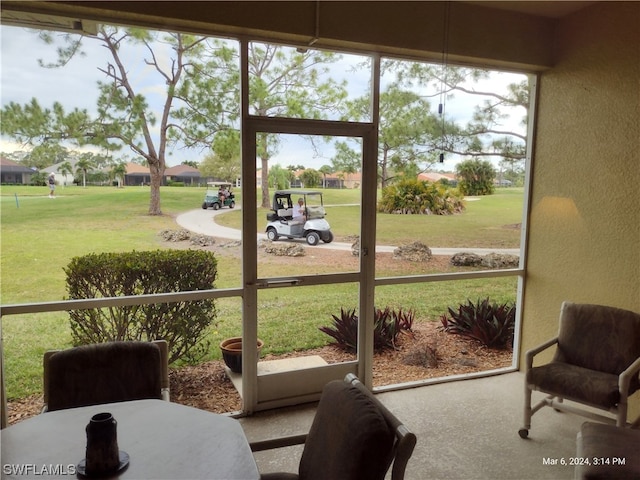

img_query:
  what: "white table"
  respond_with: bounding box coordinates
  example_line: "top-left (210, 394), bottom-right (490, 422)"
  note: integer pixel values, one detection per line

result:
top-left (1, 399), bottom-right (260, 479)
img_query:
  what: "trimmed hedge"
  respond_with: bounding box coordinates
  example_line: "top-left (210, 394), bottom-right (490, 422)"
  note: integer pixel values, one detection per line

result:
top-left (64, 250), bottom-right (218, 364)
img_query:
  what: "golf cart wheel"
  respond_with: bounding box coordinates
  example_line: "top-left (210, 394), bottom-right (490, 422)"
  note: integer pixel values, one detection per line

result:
top-left (321, 231), bottom-right (334, 244)
top-left (266, 228), bottom-right (279, 241)
top-left (306, 231), bottom-right (320, 246)
top-left (201, 202), bottom-right (208, 209)
top-left (229, 201), bottom-right (235, 209)
top-left (212, 203), bottom-right (220, 210)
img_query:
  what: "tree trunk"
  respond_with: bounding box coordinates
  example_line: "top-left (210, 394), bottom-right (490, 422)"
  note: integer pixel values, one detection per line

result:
top-left (148, 161), bottom-right (164, 216)
top-left (261, 156), bottom-right (270, 208)
top-left (381, 148), bottom-right (389, 189)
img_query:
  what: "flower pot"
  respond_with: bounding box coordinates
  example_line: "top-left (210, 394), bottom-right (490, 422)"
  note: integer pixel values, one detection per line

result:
top-left (220, 337), bottom-right (264, 373)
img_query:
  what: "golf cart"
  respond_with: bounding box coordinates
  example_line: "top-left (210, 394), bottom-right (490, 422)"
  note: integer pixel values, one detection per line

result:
top-left (202, 182), bottom-right (235, 210)
top-left (265, 190), bottom-right (333, 246)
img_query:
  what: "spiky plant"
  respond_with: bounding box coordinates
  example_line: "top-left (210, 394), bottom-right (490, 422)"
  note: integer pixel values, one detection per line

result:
top-left (440, 298), bottom-right (515, 350)
top-left (320, 306), bottom-right (414, 352)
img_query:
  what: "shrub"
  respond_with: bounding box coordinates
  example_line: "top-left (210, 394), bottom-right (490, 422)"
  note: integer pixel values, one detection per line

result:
top-left (319, 306), bottom-right (414, 352)
top-left (440, 298), bottom-right (515, 349)
top-left (64, 250), bottom-right (218, 364)
top-left (455, 159), bottom-right (496, 196)
top-left (377, 178), bottom-right (465, 215)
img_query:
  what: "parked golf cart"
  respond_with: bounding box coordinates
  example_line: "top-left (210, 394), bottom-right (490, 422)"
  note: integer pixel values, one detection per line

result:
top-left (202, 182), bottom-right (235, 210)
top-left (265, 190), bottom-right (333, 246)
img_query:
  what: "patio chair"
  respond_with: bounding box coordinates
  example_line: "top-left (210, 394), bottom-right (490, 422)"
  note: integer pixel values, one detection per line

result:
top-left (250, 373), bottom-right (416, 480)
top-left (519, 302), bottom-right (640, 439)
top-left (575, 421), bottom-right (640, 479)
top-left (43, 340), bottom-right (170, 412)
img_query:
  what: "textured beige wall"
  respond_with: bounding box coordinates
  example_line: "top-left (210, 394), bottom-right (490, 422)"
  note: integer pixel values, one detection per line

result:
top-left (522, 1), bottom-right (640, 414)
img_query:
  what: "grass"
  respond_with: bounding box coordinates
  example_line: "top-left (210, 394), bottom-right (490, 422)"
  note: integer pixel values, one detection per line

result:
top-left (218, 187), bottom-right (524, 247)
top-left (1, 184), bottom-right (521, 399)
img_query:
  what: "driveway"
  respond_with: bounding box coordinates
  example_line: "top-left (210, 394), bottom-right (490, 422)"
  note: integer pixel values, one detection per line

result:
top-left (175, 208), bottom-right (520, 255)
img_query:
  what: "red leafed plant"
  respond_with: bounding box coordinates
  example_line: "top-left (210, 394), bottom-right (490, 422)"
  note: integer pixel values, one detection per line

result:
top-left (440, 298), bottom-right (515, 350)
top-left (320, 306), bottom-right (414, 352)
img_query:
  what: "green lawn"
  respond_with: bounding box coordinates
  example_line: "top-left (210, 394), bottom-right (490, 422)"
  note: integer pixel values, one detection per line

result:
top-left (1, 185), bottom-right (521, 399)
top-left (218, 187), bottom-right (524, 247)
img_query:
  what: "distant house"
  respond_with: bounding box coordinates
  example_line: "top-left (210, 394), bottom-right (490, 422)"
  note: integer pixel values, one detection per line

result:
top-left (0, 157), bottom-right (35, 185)
top-left (124, 162), bottom-right (151, 186)
top-left (418, 172), bottom-right (458, 185)
top-left (324, 171), bottom-right (361, 189)
top-left (164, 164), bottom-right (203, 186)
top-left (42, 160), bottom-right (79, 186)
top-left (291, 169), bottom-right (362, 189)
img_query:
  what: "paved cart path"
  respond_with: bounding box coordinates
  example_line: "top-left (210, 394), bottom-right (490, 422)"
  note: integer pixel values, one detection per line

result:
top-left (176, 207), bottom-right (520, 255)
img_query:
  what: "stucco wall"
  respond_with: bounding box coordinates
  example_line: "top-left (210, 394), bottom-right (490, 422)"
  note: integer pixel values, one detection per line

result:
top-left (522, 1), bottom-right (640, 414)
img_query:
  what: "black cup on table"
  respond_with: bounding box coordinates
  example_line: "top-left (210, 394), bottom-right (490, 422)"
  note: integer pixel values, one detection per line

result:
top-left (85, 412), bottom-right (120, 476)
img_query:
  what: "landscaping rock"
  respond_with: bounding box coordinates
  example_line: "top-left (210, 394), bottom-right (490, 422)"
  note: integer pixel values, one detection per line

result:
top-left (219, 240), bottom-right (241, 248)
top-left (393, 242), bottom-right (432, 262)
top-left (263, 241), bottom-right (306, 257)
top-left (451, 252), bottom-right (519, 268)
top-left (351, 238), bottom-right (360, 257)
top-left (403, 343), bottom-right (439, 368)
top-left (190, 234), bottom-right (216, 247)
top-left (451, 252), bottom-right (483, 266)
top-left (159, 229), bottom-right (192, 242)
top-left (481, 253), bottom-right (519, 268)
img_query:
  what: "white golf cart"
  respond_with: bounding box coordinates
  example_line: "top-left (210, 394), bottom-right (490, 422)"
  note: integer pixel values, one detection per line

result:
top-left (265, 190), bottom-right (333, 246)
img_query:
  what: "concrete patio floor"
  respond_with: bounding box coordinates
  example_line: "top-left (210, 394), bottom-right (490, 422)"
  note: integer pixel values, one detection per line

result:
top-left (239, 372), bottom-right (589, 480)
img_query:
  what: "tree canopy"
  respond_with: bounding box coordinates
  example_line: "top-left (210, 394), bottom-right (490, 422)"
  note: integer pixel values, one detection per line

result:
top-left (2, 27), bottom-right (226, 215)
top-left (2, 25), bottom-right (530, 206)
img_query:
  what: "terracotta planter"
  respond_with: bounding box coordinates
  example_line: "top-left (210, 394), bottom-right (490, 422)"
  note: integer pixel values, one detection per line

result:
top-left (220, 337), bottom-right (264, 373)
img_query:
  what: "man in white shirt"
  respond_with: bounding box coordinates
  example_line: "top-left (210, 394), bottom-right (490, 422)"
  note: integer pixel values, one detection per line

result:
top-left (291, 198), bottom-right (306, 224)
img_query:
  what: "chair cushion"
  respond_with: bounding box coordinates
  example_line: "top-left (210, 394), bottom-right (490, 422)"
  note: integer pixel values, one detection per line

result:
top-left (576, 422), bottom-right (640, 479)
top-left (298, 380), bottom-right (395, 480)
top-left (554, 303), bottom-right (640, 394)
top-left (47, 341), bottom-right (162, 411)
top-left (527, 362), bottom-right (622, 409)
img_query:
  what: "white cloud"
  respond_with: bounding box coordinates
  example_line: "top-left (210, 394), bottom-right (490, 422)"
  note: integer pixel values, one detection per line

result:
top-left (1, 26), bottom-right (107, 112)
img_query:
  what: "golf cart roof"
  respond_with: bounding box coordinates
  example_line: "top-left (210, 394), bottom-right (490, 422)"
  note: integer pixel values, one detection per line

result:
top-left (274, 190), bottom-right (322, 196)
top-left (207, 181), bottom-right (233, 187)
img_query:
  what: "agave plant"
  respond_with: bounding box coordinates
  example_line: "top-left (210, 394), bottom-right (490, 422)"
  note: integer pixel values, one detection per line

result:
top-left (440, 298), bottom-right (515, 349)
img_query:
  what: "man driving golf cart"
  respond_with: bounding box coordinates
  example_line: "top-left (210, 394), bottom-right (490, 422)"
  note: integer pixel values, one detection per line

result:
top-left (202, 182), bottom-right (235, 210)
top-left (291, 197), bottom-right (306, 224)
top-left (265, 190), bottom-right (333, 246)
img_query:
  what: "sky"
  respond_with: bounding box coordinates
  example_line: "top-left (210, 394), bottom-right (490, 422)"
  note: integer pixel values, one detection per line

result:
top-left (1, 24), bottom-right (528, 172)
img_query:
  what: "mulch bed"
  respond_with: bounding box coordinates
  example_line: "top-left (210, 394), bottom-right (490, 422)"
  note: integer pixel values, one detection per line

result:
top-left (7, 322), bottom-right (511, 425)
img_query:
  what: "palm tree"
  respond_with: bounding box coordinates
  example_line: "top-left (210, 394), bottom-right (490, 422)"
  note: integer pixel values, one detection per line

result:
top-left (319, 165), bottom-right (333, 189)
top-left (75, 153), bottom-right (94, 188)
top-left (111, 162), bottom-right (127, 188)
top-left (58, 161), bottom-right (73, 187)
